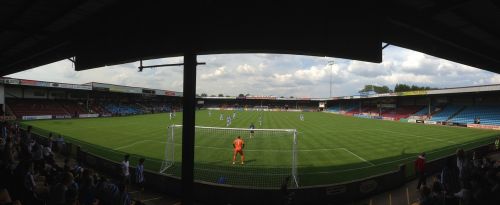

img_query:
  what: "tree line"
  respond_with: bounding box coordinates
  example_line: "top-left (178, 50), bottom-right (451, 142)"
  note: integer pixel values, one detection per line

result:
top-left (358, 84), bottom-right (437, 94)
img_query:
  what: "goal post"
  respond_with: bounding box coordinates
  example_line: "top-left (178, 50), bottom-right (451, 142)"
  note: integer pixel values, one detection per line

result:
top-left (160, 124), bottom-right (299, 188)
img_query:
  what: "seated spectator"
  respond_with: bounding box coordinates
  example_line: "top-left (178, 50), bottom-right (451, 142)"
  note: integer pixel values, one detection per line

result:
top-left (79, 169), bottom-right (97, 205)
top-left (430, 180), bottom-right (444, 205)
top-left (454, 180), bottom-right (472, 205)
top-left (0, 188), bottom-right (21, 205)
top-left (49, 172), bottom-right (74, 205)
top-left (418, 186), bottom-right (433, 205)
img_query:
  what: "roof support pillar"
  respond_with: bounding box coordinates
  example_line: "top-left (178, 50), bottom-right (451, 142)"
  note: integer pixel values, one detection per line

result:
top-left (181, 52), bottom-right (197, 205)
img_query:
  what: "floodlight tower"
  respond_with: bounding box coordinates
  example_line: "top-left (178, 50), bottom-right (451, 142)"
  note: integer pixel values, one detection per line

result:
top-left (327, 60), bottom-right (334, 98)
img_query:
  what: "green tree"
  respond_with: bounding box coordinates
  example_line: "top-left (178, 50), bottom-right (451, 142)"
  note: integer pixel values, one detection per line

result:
top-left (201, 93), bottom-right (208, 97)
top-left (218, 94), bottom-right (224, 97)
top-left (359, 85), bottom-right (392, 94)
top-left (238, 94), bottom-right (245, 97)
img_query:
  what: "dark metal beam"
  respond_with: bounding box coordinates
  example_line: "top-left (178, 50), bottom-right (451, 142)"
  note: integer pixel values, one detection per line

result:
top-left (138, 61), bottom-right (206, 71)
top-left (382, 43), bottom-right (390, 50)
top-left (181, 53), bottom-right (196, 205)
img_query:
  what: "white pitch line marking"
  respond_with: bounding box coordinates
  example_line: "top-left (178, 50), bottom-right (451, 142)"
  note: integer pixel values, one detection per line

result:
top-left (340, 148), bottom-right (375, 166)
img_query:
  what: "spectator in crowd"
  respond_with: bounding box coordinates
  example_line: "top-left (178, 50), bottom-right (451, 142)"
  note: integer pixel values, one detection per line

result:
top-left (0, 188), bottom-right (21, 205)
top-left (118, 183), bottom-right (132, 205)
top-left (454, 180), bottom-right (472, 205)
top-left (79, 169), bottom-right (97, 205)
top-left (55, 135), bottom-right (65, 153)
top-left (415, 152), bottom-right (426, 190)
top-left (23, 162), bottom-right (37, 197)
top-left (418, 186), bottom-right (433, 205)
top-left (456, 148), bottom-right (469, 180)
top-left (121, 154), bottom-right (130, 186)
top-left (47, 133), bottom-right (53, 149)
top-left (441, 158), bottom-right (460, 194)
top-left (430, 180), bottom-right (444, 205)
top-left (63, 158), bottom-right (71, 172)
top-left (495, 137), bottom-right (500, 151)
top-left (472, 151), bottom-right (481, 169)
top-left (49, 172), bottom-right (74, 205)
top-left (32, 144), bottom-right (44, 174)
top-left (135, 158), bottom-right (145, 191)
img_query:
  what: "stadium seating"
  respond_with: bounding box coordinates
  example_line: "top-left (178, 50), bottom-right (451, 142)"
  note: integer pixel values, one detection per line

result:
top-left (61, 101), bottom-right (88, 117)
top-left (326, 104), bottom-right (341, 112)
top-left (412, 106), bottom-right (433, 116)
top-left (380, 106), bottom-right (423, 120)
top-left (7, 99), bottom-right (69, 118)
top-left (103, 102), bottom-right (143, 115)
top-left (449, 105), bottom-right (500, 125)
top-left (430, 105), bottom-right (464, 122)
top-left (327, 103), bottom-right (358, 113)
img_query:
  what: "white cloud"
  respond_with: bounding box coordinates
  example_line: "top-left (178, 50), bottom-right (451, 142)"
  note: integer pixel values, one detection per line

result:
top-left (200, 66), bottom-right (227, 80)
top-left (6, 46), bottom-right (500, 98)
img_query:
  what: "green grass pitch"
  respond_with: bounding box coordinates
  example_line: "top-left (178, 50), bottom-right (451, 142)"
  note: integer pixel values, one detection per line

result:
top-left (22, 110), bottom-right (500, 187)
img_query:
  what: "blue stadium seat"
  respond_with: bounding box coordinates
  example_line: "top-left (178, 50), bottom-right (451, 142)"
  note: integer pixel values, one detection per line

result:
top-left (430, 105), bottom-right (463, 122)
top-left (449, 105), bottom-right (500, 125)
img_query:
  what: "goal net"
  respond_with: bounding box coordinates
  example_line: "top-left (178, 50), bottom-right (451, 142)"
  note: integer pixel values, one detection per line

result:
top-left (160, 125), bottom-right (299, 188)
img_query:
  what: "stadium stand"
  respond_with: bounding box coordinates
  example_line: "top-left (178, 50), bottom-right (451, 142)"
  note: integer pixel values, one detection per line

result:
top-left (7, 99), bottom-right (69, 118)
top-left (103, 102), bottom-right (143, 116)
top-left (327, 103), bottom-right (358, 113)
top-left (380, 105), bottom-right (423, 120)
top-left (430, 105), bottom-right (464, 122)
top-left (408, 106), bottom-right (435, 120)
top-left (450, 105), bottom-right (500, 125)
top-left (60, 101), bottom-right (88, 117)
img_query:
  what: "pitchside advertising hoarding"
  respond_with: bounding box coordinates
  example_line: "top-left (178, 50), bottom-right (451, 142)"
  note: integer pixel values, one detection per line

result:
top-left (2, 78), bottom-right (91, 90)
top-left (467, 124), bottom-right (500, 130)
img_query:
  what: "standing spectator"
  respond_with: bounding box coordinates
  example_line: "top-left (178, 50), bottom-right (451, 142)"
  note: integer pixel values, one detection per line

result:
top-left (418, 186), bottom-right (433, 205)
top-left (119, 183), bottom-right (132, 205)
top-left (454, 180), bottom-right (472, 205)
top-left (495, 137), bottom-right (500, 151)
top-left (135, 158), bottom-right (145, 191)
top-left (441, 158), bottom-right (460, 194)
top-left (471, 151), bottom-right (481, 168)
top-left (49, 172), bottom-right (74, 205)
top-left (32, 144), bottom-right (44, 174)
top-left (56, 135), bottom-right (65, 153)
top-left (23, 162), bottom-right (36, 194)
top-left (456, 148), bottom-right (469, 179)
top-left (415, 152), bottom-right (426, 190)
top-left (47, 133), bottom-right (53, 149)
top-left (121, 154), bottom-right (130, 186)
top-left (79, 169), bottom-right (97, 205)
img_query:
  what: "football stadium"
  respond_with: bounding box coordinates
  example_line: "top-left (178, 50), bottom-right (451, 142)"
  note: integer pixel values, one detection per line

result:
top-left (1, 1), bottom-right (500, 205)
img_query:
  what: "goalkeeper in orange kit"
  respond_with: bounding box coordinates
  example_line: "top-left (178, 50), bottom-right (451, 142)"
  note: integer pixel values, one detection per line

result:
top-left (232, 136), bottom-right (245, 165)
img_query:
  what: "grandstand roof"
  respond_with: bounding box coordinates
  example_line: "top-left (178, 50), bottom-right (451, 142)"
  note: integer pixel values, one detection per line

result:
top-left (0, 77), bottom-right (182, 96)
top-left (333, 83), bottom-right (500, 100)
top-left (0, 0), bottom-right (499, 75)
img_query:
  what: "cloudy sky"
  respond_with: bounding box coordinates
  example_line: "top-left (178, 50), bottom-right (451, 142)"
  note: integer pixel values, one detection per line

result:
top-left (7, 45), bottom-right (500, 98)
